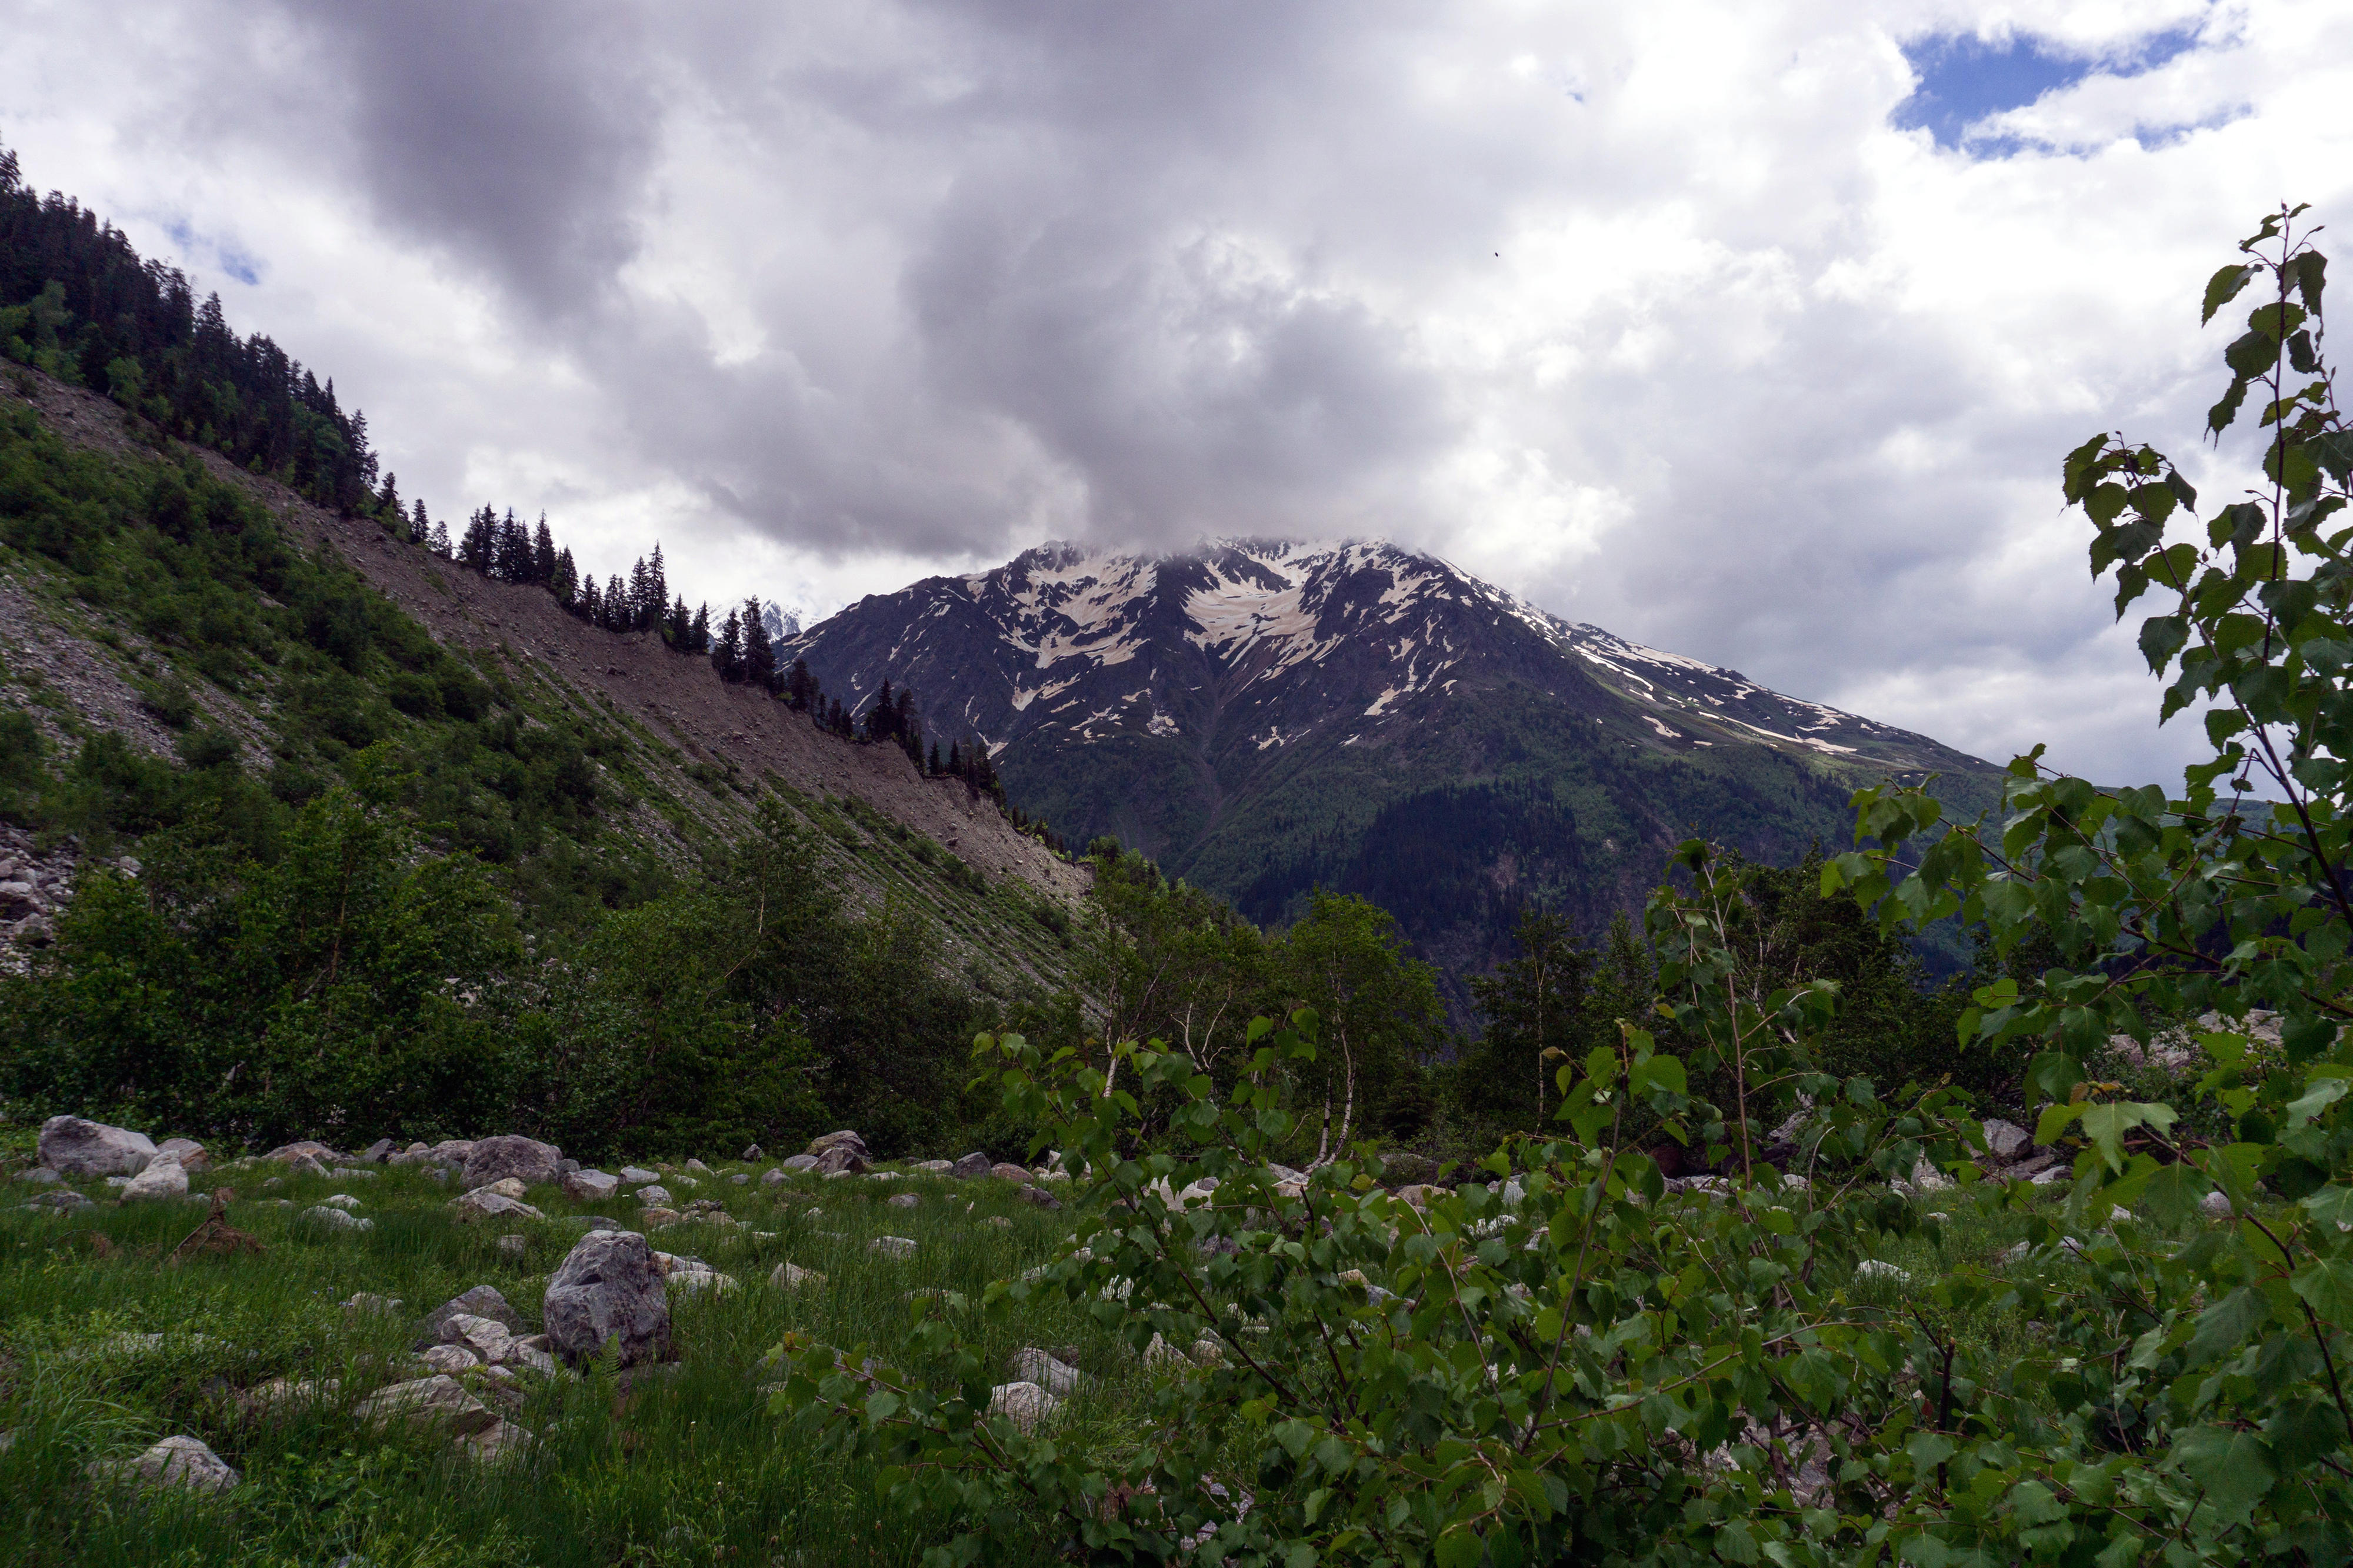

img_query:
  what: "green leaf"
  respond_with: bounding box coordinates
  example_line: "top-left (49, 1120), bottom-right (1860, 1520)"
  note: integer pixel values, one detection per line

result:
top-left (2291, 1257), bottom-right (2353, 1324)
top-left (1435, 1524), bottom-right (1485, 1568)
top-left (2143, 1164), bottom-right (2211, 1228)
top-left (2034, 1102), bottom-right (2086, 1148)
top-left (2202, 262), bottom-right (2256, 324)
top-left (2187, 1287), bottom-right (2270, 1365)
top-left (2264, 1398), bottom-right (2349, 1470)
top-left (2173, 1426), bottom-right (2278, 1525)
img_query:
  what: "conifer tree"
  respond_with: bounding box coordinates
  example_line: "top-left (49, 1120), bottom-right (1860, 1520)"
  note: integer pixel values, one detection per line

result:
top-left (869, 679), bottom-right (896, 742)
top-left (409, 498), bottom-right (430, 545)
top-left (665, 595), bottom-right (689, 647)
top-left (740, 596), bottom-right (775, 690)
top-left (712, 608), bottom-right (744, 681)
top-left (927, 740), bottom-right (941, 776)
top-left (647, 544), bottom-right (668, 630)
top-left (428, 515), bottom-right (452, 558)
top-left (580, 576), bottom-right (601, 625)
top-left (458, 506), bottom-right (496, 573)
top-left (377, 471), bottom-right (399, 520)
top-left (785, 658), bottom-right (815, 711)
top-left (552, 547), bottom-right (579, 609)
top-left (604, 574), bottom-right (626, 630)
top-left (532, 516), bottom-right (556, 585)
top-left (688, 602), bottom-right (709, 654)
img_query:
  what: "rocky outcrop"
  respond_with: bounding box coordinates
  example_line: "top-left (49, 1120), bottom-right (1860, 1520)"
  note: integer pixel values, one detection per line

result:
top-left (91, 1434), bottom-right (239, 1494)
top-left (544, 1230), bottom-right (671, 1370)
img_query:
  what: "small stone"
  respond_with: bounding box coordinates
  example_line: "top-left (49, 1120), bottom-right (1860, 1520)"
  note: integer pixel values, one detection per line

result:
top-left (759, 1167), bottom-right (789, 1187)
top-left (769, 1261), bottom-right (826, 1291)
top-left (2201, 1190), bottom-right (2234, 1219)
top-left (635, 1185), bottom-right (672, 1207)
top-left (950, 1152), bottom-right (993, 1178)
top-left (869, 1235), bottom-right (916, 1259)
top-left (496, 1233), bottom-right (528, 1257)
top-left (1981, 1119), bottom-right (2032, 1161)
top-left (911, 1160), bottom-right (954, 1174)
top-left (684, 1158), bottom-right (712, 1175)
top-left (639, 1207), bottom-right (682, 1226)
top-left (16, 1166), bottom-right (61, 1185)
top-left (318, 1193), bottom-right (363, 1210)
top-left (618, 1166), bottom-right (658, 1184)
top-left (303, 1204), bottom-right (375, 1232)
top-left (1854, 1260), bottom-right (1911, 1285)
top-left (562, 1169), bottom-right (621, 1202)
top-left (421, 1343), bottom-right (479, 1374)
top-left (361, 1138), bottom-right (395, 1163)
top-left (982, 1215), bottom-right (1013, 1230)
top-left (1142, 1334), bottom-right (1191, 1369)
top-left (471, 1177), bottom-right (528, 1200)
top-left (462, 1417), bottom-right (534, 1462)
top-left (812, 1145), bottom-right (869, 1176)
top-left (986, 1380), bottom-right (1058, 1433)
top-left (287, 1153), bottom-right (331, 1180)
top-left (330, 1168), bottom-right (378, 1180)
top-left (729, 1173), bottom-right (749, 1185)
top-left (156, 1137), bottom-right (209, 1170)
top-left (422, 1285), bottom-right (524, 1342)
top-left (1017, 1185), bottom-right (1062, 1211)
top-left (1006, 1347), bottom-right (1086, 1396)
top-left (739, 1144), bottom-right (762, 1160)
top-left (450, 1190), bottom-right (544, 1222)
top-left (94, 1434), bottom-right (239, 1494)
top-left (886, 1192), bottom-right (919, 1209)
top-left (779, 1154), bottom-right (819, 1173)
top-left (989, 1162), bottom-right (1030, 1183)
top-left (262, 1176), bottom-right (284, 1191)
top-left (343, 1292), bottom-right (402, 1319)
top-left (354, 1374), bottom-right (498, 1436)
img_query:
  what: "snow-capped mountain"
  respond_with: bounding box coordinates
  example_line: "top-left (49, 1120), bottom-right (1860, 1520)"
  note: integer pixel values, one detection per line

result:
top-left (783, 538), bottom-right (1998, 994)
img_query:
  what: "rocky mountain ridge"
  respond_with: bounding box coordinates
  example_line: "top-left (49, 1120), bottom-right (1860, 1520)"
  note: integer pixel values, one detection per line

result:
top-left (785, 536), bottom-right (2006, 997)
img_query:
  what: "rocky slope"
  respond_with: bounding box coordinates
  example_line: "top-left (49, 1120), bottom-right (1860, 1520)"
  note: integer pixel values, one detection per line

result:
top-left (785, 538), bottom-right (2007, 993)
top-left (0, 366), bottom-right (1084, 987)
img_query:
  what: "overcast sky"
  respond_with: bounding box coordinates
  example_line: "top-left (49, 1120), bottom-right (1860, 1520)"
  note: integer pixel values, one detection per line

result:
top-left (5, 0), bottom-right (2348, 785)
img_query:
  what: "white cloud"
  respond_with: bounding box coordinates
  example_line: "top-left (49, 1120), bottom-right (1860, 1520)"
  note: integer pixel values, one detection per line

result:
top-left (0, 0), bottom-right (2347, 789)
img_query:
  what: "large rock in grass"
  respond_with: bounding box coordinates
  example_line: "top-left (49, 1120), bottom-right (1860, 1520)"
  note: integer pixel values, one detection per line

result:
top-left (264, 1139), bottom-right (343, 1165)
top-left (38, 1116), bottom-right (156, 1177)
top-left (120, 1157), bottom-right (189, 1202)
top-left (950, 1152), bottom-right (993, 1179)
top-left (544, 1230), bottom-right (671, 1369)
top-left (354, 1374), bottom-right (498, 1436)
top-left (462, 1135), bottom-right (562, 1191)
top-left (989, 1162), bottom-right (1030, 1183)
top-left (806, 1130), bottom-right (869, 1161)
top-left (422, 1285), bottom-right (525, 1343)
top-left (92, 1434), bottom-right (239, 1494)
top-left (451, 1189), bottom-right (543, 1222)
top-left (812, 1145), bottom-right (868, 1176)
top-left (156, 1137), bottom-right (209, 1171)
top-left (564, 1168), bottom-right (621, 1202)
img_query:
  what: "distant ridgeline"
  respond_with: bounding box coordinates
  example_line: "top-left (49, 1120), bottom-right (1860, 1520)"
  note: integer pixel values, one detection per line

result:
top-left (0, 145), bottom-right (1020, 819)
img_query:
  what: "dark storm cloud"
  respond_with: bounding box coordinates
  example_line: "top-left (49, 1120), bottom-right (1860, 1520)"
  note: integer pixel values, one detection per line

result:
top-left (6, 0), bottom-right (2341, 789)
top-left (272, 0), bottom-right (665, 317)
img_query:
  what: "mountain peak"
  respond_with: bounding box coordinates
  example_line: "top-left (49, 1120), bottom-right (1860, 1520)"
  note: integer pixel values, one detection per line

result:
top-left (784, 534), bottom-right (1999, 998)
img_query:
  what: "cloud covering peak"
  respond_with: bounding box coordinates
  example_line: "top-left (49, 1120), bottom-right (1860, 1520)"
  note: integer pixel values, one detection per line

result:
top-left (2, 0), bottom-right (2347, 786)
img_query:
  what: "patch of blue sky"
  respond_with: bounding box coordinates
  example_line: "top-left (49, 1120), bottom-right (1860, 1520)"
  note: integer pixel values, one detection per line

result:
top-left (1893, 18), bottom-right (2211, 154)
top-left (159, 216), bottom-right (262, 286)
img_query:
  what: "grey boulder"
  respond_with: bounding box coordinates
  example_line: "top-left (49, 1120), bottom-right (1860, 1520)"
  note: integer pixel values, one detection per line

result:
top-left (121, 1157), bottom-right (189, 1202)
top-left (989, 1162), bottom-right (1030, 1183)
top-left (563, 1168), bottom-right (621, 1202)
top-left (38, 1116), bottom-right (156, 1177)
top-left (950, 1152), bottom-right (994, 1179)
top-left (544, 1230), bottom-right (671, 1369)
top-left (422, 1284), bottom-right (525, 1343)
top-left (1982, 1119), bottom-right (2033, 1161)
top-left (462, 1135), bottom-right (563, 1191)
top-left (355, 1374), bottom-right (498, 1436)
top-left (812, 1145), bottom-right (869, 1176)
top-left (806, 1130), bottom-right (870, 1160)
top-left (450, 1190), bottom-right (544, 1222)
top-left (779, 1155), bottom-right (819, 1173)
top-left (94, 1434), bottom-right (239, 1494)
top-left (155, 1137), bottom-right (209, 1170)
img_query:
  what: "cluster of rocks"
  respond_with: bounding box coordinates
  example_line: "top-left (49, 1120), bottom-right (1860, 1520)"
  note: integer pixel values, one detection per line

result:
top-left (0, 822), bottom-right (129, 968)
